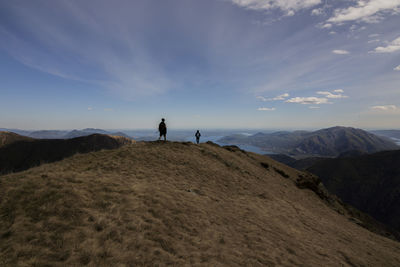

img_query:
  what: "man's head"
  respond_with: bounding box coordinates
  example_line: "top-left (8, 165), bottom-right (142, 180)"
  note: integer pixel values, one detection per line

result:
top-left (161, 118), bottom-right (165, 122)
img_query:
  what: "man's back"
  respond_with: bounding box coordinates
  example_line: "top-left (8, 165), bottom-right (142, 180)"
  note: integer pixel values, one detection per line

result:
top-left (159, 122), bottom-right (167, 133)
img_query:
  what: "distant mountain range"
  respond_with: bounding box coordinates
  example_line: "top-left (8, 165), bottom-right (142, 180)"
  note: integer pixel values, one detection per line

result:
top-left (0, 128), bottom-right (132, 139)
top-left (219, 126), bottom-right (398, 157)
top-left (370, 130), bottom-right (400, 140)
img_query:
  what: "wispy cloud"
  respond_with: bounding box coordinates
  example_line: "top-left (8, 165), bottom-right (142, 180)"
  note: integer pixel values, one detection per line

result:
top-left (371, 105), bottom-right (397, 111)
top-left (311, 8), bottom-right (323, 16)
top-left (372, 37), bottom-right (400, 53)
top-left (332, 49), bottom-right (350, 55)
top-left (285, 97), bottom-right (330, 105)
top-left (317, 90), bottom-right (348, 99)
top-left (229, 0), bottom-right (321, 15)
top-left (327, 0), bottom-right (400, 24)
top-left (104, 108), bottom-right (113, 112)
top-left (316, 23), bottom-right (333, 29)
top-left (87, 107), bottom-right (93, 111)
top-left (309, 106), bottom-right (320, 109)
top-left (257, 93), bottom-right (289, 101)
top-left (395, 65), bottom-right (400, 71)
top-left (0, 1), bottom-right (174, 99)
top-left (367, 39), bottom-right (380, 43)
top-left (257, 107), bottom-right (276, 111)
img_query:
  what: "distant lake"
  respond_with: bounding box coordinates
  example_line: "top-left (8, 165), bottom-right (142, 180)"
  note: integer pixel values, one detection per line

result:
top-left (391, 137), bottom-right (400, 146)
top-left (185, 135), bottom-right (274, 155)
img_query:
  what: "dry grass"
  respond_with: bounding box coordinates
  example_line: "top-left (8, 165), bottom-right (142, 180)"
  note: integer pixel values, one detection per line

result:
top-left (1, 141), bottom-right (400, 266)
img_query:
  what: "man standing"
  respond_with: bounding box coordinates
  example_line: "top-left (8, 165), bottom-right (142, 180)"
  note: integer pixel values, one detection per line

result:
top-left (158, 118), bottom-right (167, 141)
top-left (195, 130), bottom-right (201, 144)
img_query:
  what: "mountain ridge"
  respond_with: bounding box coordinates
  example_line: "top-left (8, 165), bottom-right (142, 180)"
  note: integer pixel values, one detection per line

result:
top-left (1, 141), bottom-right (400, 265)
top-left (219, 126), bottom-right (398, 157)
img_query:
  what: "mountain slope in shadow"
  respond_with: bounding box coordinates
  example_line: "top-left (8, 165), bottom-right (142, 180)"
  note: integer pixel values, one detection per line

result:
top-left (306, 149), bottom-right (400, 232)
top-left (0, 131), bottom-right (33, 148)
top-left (1, 141), bottom-right (400, 266)
top-left (0, 134), bottom-right (134, 175)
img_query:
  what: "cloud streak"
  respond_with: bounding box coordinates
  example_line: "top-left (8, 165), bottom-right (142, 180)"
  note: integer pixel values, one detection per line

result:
top-left (285, 96), bottom-right (330, 105)
top-left (327, 0), bottom-right (400, 24)
top-left (332, 50), bottom-right (350, 55)
top-left (229, 0), bottom-right (321, 15)
top-left (371, 105), bottom-right (397, 111)
top-left (372, 37), bottom-right (400, 53)
top-left (257, 107), bottom-right (276, 111)
top-left (257, 93), bottom-right (289, 101)
top-left (317, 90), bottom-right (348, 99)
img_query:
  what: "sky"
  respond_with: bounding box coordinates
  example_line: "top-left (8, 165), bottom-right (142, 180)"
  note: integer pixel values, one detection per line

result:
top-left (0, 0), bottom-right (399, 130)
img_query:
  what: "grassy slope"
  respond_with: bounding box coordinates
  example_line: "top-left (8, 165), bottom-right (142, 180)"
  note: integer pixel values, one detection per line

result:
top-left (1, 142), bottom-right (400, 266)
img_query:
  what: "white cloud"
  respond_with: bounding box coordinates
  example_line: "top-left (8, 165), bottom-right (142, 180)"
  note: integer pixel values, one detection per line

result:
top-left (333, 89), bottom-right (344, 93)
top-left (321, 23), bottom-right (332, 29)
top-left (369, 34), bottom-right (380, 38)
top-left (329, 31), bottom-right (336, 35)
top-left (332, 49), bottom-right (350, 55)
top-left (311, 8), bottom-right (323, 16)
top-left (257, 93), bottom-right (289, 101)
top-left (371, 105), bottom-right (397, 111)
top-left (287, 10), bottom-right (295, 16)
top-left (285, 97), bottom-right (329, 105)
top-left (317, 90), bottom-right (348, 99)
top-left (327, 0), bottom-right (400, 24)
top-left (372, 37), bottom-right (400, 53)
top-left (229, 0), bottom-right (321, 15)
top-left (394, 65), bottom-right (400, 71)
top-left (367, 39), bottom-right (380, 43)
top-left (257, 107), bottom-right (276, 111)
top-left (87, 107), bottom-right (93, 111)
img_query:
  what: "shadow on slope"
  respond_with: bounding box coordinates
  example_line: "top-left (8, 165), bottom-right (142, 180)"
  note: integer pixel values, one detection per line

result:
top-left (0, 131), bottom-right (33, 148)
top-left (0, 134), bottom-right (134, 175)
top-left (306, 149), bottom-right (400, 232)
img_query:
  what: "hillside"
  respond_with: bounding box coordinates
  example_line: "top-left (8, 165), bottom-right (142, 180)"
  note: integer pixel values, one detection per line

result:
top-left (219, 126), bottom-right (398, 157)
top-left (0, 134), bottom-right (134, 175)
top-left (0, 131), bottom-right (33, 148)
top-left (307, 150), bottom-right (400, 231)
top-left (1, 142), bottom-right (400, 266)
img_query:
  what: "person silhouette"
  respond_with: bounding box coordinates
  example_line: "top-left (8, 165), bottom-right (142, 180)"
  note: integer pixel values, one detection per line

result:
top-left (195, 130), bottom-right (201, 144)
top-left (158, 118), bottom-right (167, 141)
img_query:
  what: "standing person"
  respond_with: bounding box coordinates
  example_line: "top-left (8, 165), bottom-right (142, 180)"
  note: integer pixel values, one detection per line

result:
top-left (195, 130), bottom-right (201, 144)
top-left (158, 118), bottom-right (167, 141)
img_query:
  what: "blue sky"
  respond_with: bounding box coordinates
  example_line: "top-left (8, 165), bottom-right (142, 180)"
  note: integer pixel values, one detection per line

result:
top-left (0, 0), bottom-right (399, 130)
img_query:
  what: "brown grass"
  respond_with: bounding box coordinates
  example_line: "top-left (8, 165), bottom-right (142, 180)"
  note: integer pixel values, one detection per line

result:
top-left (1, 141), bottom-right (400, 266)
